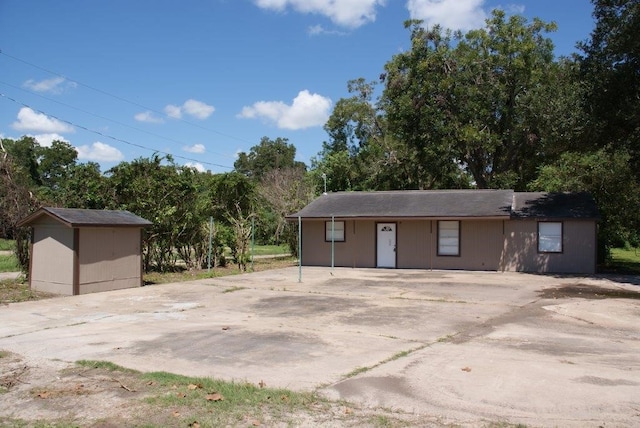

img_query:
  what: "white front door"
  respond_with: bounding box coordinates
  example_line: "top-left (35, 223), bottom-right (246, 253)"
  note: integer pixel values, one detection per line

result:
top-left (377, 223), bottom-right (396, 268)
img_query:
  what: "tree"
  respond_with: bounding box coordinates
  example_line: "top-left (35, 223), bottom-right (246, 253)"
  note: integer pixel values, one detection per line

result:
top-left (381, 12), bottom-right (558, 189)
top-left (580, 0), bottom-right (640, 174)
top-left (0, 141), bottom-right (40, 272)
top-left (234, 137), bottom-right (305, 179)
top-left (37, 140), bottom-right (78, 199)
top-left (107, 155), bottom-right (201, 272)
top-left (1, 136), bottom-right (41, 187)
top-left (258, 167), bottom-right (314, 245)
top-left (530, 148), bottom-right (640, 258)
top-left (59, 162), bottom-right (109, 209)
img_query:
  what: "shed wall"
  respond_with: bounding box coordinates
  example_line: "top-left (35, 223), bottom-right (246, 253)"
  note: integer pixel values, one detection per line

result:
top-left (30, 224), bottom-right (74, 295)
top-left (78, 227), bottom-right (142, 294)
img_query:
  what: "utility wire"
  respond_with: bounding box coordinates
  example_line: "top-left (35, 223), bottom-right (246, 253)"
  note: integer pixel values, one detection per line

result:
top-left (0, 50), bottom-right (255, 145)
top-left (0, 93), bottom-right (233, 170)
top-left (0, 80), bottom-right (236, 160)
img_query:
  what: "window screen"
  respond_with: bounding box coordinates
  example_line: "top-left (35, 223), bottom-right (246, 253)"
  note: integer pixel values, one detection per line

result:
top-left (438, 220), bottom-right (460, 256)
top-left (538, 222), bottom-right (562, 253)
top-left (325, 221), bottom-right (345, 242)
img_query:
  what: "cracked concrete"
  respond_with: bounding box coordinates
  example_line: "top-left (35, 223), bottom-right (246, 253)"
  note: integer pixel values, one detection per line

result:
top-left (1, 267), bottom-right (639, 426)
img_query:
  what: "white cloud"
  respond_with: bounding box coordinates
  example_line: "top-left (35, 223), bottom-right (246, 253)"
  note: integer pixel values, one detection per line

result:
top-left (164, 104), bottom-right (183, 119)
top-left (33, 133), bottom-right (69, 148)
top-left (307, 24), bottom-right (348, 36)
top-left (23, 76), bottom-right (77, 94)
top-left (238, 90), bottom-right (332, 130)
top-left (184, 162), bottom-right (206, 172)
top-left (11, 107), bottom-right (75, 133)
top-left (183, 143), bottom-right (206, 154)
top-left (75, 142), bottom-right (124, 162)
top-left (407, 0), bottom-right (488, 31)
top-left (134, 111), bottom-right (164, 123)
top-left (164, 99), bottom-right (215, 120)
top-left (254, 0), bottom-right (386, 28)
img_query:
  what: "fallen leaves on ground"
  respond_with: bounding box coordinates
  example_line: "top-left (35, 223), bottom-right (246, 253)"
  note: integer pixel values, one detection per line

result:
top-left (206, 392), bottom-right (224, 401)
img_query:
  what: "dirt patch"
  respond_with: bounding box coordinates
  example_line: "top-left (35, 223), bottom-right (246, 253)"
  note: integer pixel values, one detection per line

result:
top-left (539, 283), bottom-right (640, 300)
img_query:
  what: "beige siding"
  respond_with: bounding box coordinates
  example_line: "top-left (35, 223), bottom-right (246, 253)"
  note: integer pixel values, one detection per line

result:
top-left (501, 219), bottom-right (597, 274)
top-left (30, 224), bottom-right (75, 295)
top-left (397, 221), bottom-right (430, 268)
top-left (430, 220), bottom-right (504, 271)
top-left (300, 218), bottom-right (596, 274)
top-left (78, 228), bottom-right (142, 294)
top-left (301, 220), bottom-right (375, 267)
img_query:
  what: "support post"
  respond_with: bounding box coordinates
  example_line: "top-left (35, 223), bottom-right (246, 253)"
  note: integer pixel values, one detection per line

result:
top-left (331, 215), bottom-right (335, 272)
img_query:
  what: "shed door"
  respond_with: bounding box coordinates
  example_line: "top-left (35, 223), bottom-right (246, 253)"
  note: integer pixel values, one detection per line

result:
top-left (377, 223), bottom-right (396, 268)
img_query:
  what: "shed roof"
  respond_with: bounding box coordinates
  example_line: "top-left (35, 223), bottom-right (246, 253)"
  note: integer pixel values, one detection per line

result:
top-left (288, 190), bottom-right (514, 219)
top-left (288, 190), bottom-right (599, 220)
top-left (17, 207), bottom-right (153, 228)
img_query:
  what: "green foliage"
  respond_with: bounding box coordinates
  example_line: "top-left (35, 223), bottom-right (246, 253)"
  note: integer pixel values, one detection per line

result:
top-left (234, 136), bottom-right (305, 179)
top-left (530, 148), bottom-right (640, 255)
top-left (580, 0), bottom-right (640, 173)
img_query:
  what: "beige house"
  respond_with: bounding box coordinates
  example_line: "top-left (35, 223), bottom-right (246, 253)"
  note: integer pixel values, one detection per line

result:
top-left (288, 190), bottom-right (599, 274)
top-left (18, 207), bottom-right (152, 295)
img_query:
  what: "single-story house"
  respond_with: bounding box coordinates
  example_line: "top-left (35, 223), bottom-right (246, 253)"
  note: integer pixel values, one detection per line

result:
top-left (17, 207), bottom-right (152, 295)
top-left (287, 190), bottom-right (599, 274)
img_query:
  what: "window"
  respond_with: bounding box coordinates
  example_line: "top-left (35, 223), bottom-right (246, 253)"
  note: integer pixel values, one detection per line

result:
top-left (438, 220), bottom-right (460, 256)
top-left (325, 220), bottom-right (345, 242)
top-left (538, 222), bottom-right (562, 253)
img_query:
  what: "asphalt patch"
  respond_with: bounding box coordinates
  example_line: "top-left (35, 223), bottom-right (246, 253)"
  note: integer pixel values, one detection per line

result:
top-left (539, 284), bottom-right (640, 300)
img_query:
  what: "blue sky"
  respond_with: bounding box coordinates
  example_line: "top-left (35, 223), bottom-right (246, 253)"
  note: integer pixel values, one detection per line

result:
top-left (0, 0), bottom-right (596, 174)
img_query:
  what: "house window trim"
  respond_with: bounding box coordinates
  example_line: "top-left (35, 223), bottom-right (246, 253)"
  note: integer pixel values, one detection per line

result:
top-left (325, 220), bottom-right (346, 242)
top-left (538, 221), bottom-right (563, 254)
top-left (437, 220), bottom-right (460, 257)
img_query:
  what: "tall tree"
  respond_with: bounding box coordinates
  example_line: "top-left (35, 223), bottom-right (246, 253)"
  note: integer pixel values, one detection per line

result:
top-left (381, 11), bottom-right (557, 189)
top-left (579, 0), bottom-right (640, 173)
top-left (234, 137), bottom-right (305, 179)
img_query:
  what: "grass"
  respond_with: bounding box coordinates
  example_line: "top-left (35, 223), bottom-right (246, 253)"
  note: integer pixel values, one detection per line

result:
top-left (249, 244), bottom-right (289, 256)
top-left (607, 247), bottom-right (640, 274)
top-left (61, 360), bottom-right (408, 427)
top-left (0, 239), bottom-right (15, 251)
top-left (0, 253), bottom-right (19, 273)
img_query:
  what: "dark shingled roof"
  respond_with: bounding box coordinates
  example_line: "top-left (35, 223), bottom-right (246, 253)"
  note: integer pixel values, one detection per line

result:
top-left (288, 190), bottom-right (514, 219)
top-left (511, 192), bottom-right (599, 219)
top-left (287, 190), bottom-right (599, 220)
top-left (18, 207), bottom-right (153, 228)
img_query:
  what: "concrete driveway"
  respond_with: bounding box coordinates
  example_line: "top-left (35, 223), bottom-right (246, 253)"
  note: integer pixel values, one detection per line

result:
top-left (1, 267), bottom-right (639, 426)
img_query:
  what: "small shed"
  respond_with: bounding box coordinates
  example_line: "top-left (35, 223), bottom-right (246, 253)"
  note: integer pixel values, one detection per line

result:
top-left (17, 207), bottom-right (152, 295)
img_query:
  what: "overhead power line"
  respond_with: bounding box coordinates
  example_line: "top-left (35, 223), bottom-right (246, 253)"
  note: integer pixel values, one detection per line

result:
top-left (0, 93), bottom-right (233, 170)
top-left (0, 50), bottom-right (255, 145)
top-left (0, 80), bottom-right (235, 160)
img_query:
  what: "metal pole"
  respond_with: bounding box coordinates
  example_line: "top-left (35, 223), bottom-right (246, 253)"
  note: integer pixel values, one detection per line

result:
top-left (298, 215), bottom-right (302, 283)
top-left (207, 216), bottom-right (213, 272)
top-left (331, 215), bottom-right (335, 271)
